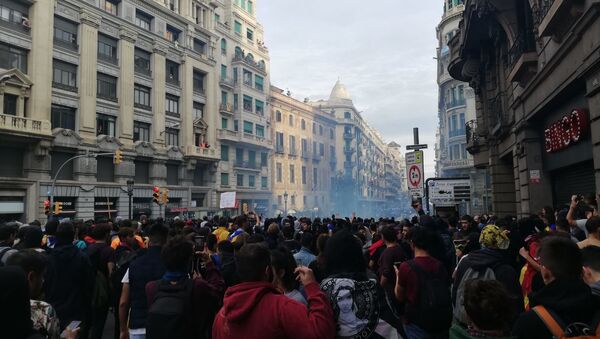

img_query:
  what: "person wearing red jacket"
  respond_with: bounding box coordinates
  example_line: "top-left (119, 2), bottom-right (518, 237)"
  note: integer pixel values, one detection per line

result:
top-left (212, 243), bottom-right (336, 339)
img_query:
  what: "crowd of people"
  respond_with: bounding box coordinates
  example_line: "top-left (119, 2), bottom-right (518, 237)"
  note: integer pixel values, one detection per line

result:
top-left (1, 193), bottom-right (600, 339)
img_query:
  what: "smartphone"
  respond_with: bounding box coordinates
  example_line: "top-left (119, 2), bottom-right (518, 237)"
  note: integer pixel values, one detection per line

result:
top-left (194, 235), bottom-right (206, 249)
top-left (60, 320), bottom-right (81, 338)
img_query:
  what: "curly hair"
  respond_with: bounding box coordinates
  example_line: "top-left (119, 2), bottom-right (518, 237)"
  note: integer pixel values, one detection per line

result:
top-left (464, 279), bottom-right (516, 332)
top-left (161, 236), bottom-right (194, 272)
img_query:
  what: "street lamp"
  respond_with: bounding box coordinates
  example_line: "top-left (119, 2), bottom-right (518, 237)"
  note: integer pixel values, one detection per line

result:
top-left (126, 180), bottom-right (134, 220)
top-left (283, 191), bottom-right (288, 216)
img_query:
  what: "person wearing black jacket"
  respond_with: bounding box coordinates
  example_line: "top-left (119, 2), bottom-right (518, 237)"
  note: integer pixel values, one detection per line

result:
top-left (512, 236), bottom-right (600, 339)
top-left (44, 221), bottom-right (94, 335)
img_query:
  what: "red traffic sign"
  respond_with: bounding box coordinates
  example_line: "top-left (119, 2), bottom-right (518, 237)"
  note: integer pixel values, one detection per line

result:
top-left (408, 164), bottom-right (422, 188)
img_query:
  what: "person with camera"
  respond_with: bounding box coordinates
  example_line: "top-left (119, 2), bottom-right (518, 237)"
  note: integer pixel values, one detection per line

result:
top-left (567, 194), bottom-right (598, 240)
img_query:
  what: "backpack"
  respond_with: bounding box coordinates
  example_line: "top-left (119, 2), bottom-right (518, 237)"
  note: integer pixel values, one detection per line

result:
top-left (453, 264), bottom-right (498, 325)
top-left (533, 306), bottom-right (600, 339)
top-left (405, 260), bottom-right (452, 333)
top-left (111, 250), bottom-right (138, 301)
top-left (91, 270), bottom-right (110, 309)
top-left (146, 279), bottom-right (194, 339)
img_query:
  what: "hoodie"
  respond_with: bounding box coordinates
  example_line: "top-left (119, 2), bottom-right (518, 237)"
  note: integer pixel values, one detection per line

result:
top-left (512, 279), bottom-right (600, 339)
top-left (44, 244), bottom-right (94, 329)
top-left (212, 281), bottom-right (335, 339)
top-left (452, 248), bottom-right (522, 310)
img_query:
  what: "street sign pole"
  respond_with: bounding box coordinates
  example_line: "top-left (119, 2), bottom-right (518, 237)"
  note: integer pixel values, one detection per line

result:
top-left (405, 128), bottom-right (428, 204)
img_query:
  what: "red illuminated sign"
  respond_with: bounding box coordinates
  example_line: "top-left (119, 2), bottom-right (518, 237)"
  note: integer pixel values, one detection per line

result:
top-left (544, 109), bottom-right (589, 153)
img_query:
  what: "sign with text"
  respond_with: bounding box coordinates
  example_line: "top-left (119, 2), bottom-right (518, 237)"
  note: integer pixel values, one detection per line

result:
top-left (406, 151), bottom-right (424, 198)
top-left (219, 192), bottom-right (237, 209)
top-left (428, 179), bottom-right (471, 207)
top-left (544, 108), bottom-right (589, 153)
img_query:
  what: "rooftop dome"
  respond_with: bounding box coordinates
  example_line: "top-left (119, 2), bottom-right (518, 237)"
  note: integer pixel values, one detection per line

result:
top-left (329, 79), bottom-right (352, 102)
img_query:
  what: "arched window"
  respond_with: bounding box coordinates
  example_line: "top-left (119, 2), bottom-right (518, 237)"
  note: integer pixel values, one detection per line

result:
top-left (257, 60), bottom-right (265, 69)
top-left (235, 46), bottom-right (243, 57)
top-left (246, 53), bottom-right (255, 62)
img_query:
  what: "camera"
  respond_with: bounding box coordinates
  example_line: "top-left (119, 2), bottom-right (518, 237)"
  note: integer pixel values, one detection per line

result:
top-left (194, 235), bottom-right (206, 249)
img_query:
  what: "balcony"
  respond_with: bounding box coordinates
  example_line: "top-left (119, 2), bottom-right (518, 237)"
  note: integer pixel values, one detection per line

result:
top-left (217, 129), bottom-right (238, 142)
top-left (440, 158), bottom-right (472, 170)
top-left (301, 151), bottom-right (310, 159)
top-left (343, 146), bottom-right (355, 154)
top-left (134, 65), bottom-right (152, 77)
top-left (165, 111), bottom-right (180, 118)
top-left (220, 103), bottom-right (234, 115)
top-left (536, 0), bottom-right (582, 38)
top-left (240, 133), bottom-right (272, 148)
top-left (52, 82), bottom-right (78, 93)
top-left (219, 76), bottom-right (234, 88)
top-left (234, 161), bottom-right (260, 171)
top-left (442, 4), bottom-right (465, 22)
top-left (289, 149), bottom-right (297, 156)
top-left (275, 144), bottom-right (284, 154)
top-left (232, 53), bottom-right (267, 75)
top-left (134, 103), bottom-right (152, 111)
top-left (343, 132), bottom-right (353, 140)
top-left (465, 119), bottom-right (489, 163)
top-left (507, 35), bottom-right (538, 84)
top-left (0, 114), bottom-right (51, 137)
top-left (186, 145), bottom-right (219, 160)
top-left (344, 161), bottom-right (355, 168)
top-left (448, 128), bottom-right (466, 139)
top-left (98, 54), bottom-right (118, 66)
top-left (53, 38), bottom-right (78, 52)
top-left (166, 76), bottom-right (180, 87)
top-left (193, 87), bottom-right (205, 97)
top-left (312, 154), bottom-right (321, 162)
top-left (446, 98), bottom-right (466, 110)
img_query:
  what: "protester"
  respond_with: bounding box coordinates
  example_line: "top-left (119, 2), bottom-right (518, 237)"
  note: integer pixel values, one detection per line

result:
top-left (394, 226), bottom-right (451, 338)
top-left (0, 222), bottom-right (19, 265)
top-left (119, 223), bottom-right (168, 339)
top-left (308, 233), bottom-right (328, 283)
top-left (321, 229), bottom-right (400, 338)
top-left (271, 246), bottom-right (307, 305)
top-left (217, 240), bottom-right (238, 287)
top-left (212, 243), bottom-right (335, 339)
top-left (213, 219), bottom-right (230, 243)
top-left (281, 225), bottom-right (300, 254)
top-left (512, 236), bottom-right (600, 338)
top-left (294, 232), bottom-right (316, 266)
top-left (567, 194), bottom-right (598, 238)
top-left (145, 235), bottom-right (225, 339)
top-left (578, 216), bottom-right (600, 248)
top-left (582, 246), bottom-right (600, 296)
top-left (0, 266), bottom-right (45, 339)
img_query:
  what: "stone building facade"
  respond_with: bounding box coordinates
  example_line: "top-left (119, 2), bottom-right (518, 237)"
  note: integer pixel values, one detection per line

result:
top-left (436, 0), bottom-right (491, 215)
top-left (448, 0), bottom-right (600, 216)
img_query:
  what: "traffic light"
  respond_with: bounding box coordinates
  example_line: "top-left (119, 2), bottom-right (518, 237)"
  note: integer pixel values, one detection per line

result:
top-left (152, 187), bottom-right (160, 204)
top-left (44, 200), bottom-right (50, 215)
top-left (114, 149), bottom-right (123, 165)
top-left (161, 189), bottom-right (169, 205)
top-left (54, 202), bottom-right (63, 215)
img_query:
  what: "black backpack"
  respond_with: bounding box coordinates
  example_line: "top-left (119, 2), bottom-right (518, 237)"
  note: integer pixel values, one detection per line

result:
top-left (405, 260), bottom-right (452, 333)
top-left (146, 279), bottom-right (194, 339)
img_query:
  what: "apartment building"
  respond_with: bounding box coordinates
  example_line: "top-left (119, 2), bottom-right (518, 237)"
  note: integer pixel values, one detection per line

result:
top-left (0, 0), bottom-right (228, 222)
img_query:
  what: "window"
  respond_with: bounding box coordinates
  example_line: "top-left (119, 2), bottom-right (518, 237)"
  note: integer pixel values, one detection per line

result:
top-left (249, 175), bottom-right (255, 187)
top-left (233, 67), bottom-right (238, 84)
top-left (220, 64), bottom-right (227, 79)
top-left (133, 121), bottom-right (150, 142)
top-left (246, 28), bottom-right (253, 41)
top-left (248, 150), bottom-right (256, 167)
top-left (51, 151), bottom-right (75, 181)
top-left (221, 91), bottom-right (228, 105)
top-left (54, 17), bottom-right (78, 49)
top-left (330, 146), bottom-right (336, 159)
top-left (237, 174), bottom-right (244, 187)
top-left (289, 135), bottom-right (296, 154)
top-left (312, 122), bottom-right (316, 134)
top-left (97, 156), bottom-right (115, 182)
top-left (276, 111), bottom-right (282, 122)
top-left (301, 119), bottom-right (306, 130)
top-left (193, 102), bottom-right (204, 120)
top-left (97, 73), bottom-right (117, 101)
top-left (52, 60), bottom-right (77, 91)
top-left (215, 13), bottom-right (221, 23)
top-left (243, 121), bottom-right (253, 134)
top-left (135, 10), bottom-right (152, 30)
top-left (313, 141), bottom-right (317, 155)
top-left (134, 84), bottom-right (151, 109)
top-left (221, 117), bottom-right (228, 129)
top-left (0, 43), bottom-right (27, 73)
top-left (247, 0), bottom-right (254, 14)
top-left (276, 132), bottom-right (284, 152)
top-left (220, 38), bottom-right (227, 55)
top-left (233, 94), bottom-right (239, 111)
top-left (319, 125), bottom-right (323, 136)
top-left (256, 124), bottom-right (264, 138)
top-left (234, 120), bottom-right (238, 131)
top-left (289, 165), bottom-right (295, 184)
top-left (166, 163), bottom-right (179, 185)
top-left (98, 34), bottom-right (118, 63)
top-left (261, 176), bottom-right (267, 188)
top-left (301, 139), bottom-right (308, 156)
top-left (3, 94), bottom-right (16, 115)
top-left (165, 95), bottom-right (179, 117)
top-left (276, 163), bottom-right (282, 182)
top-left (255, 100), bottom-right (264, 115)
top-left (165, 128), bottom-right (179, 146)
top-left (96, 114), bottom-right (116, 136)
top-left (134, 160), bottom-right (150, 184)
top-left (243, 95), bottom-right (253, 112)
top-left (330, 128), bottom-right (334, 139)
top-left (99, 0), bottom-right (118, 15)
top-left (313, 168), bottom-right (318, 188)
top-left (221, 145), bottom-right (229, 161)
top-left (51, 105), bottom-right (76, 130)
top-left (344, 111), bottom-right (351, 119)
top-left (302, 166), bottom-right (307, 185)
top-left (319, 143), bottom-right (324, 156)
top-left (165, 25), bottom-right (180, 42)
top-left (0, 2), bottom-right (26, 28)
top-left (288, 114), bottom-right (293, 126)
top-left (221, 173), bottom-right (229, 186)
top-left (254, 75), bottom-right (264, 91)
top-left (234, 21), bottom-right (242, 35)
top-left (168, 0), bottom-right (177, 11)
top-left (166, 60), bottom-right (180, 85)
top-left (459, 113), bottom-right (465, 131)
top-left (291, 195), bottom-right (296, 206)
top-left (134, 48), bottom-right (151, 75)
top-left (260, 152), bottom-right (267, 166)
top-left (193, 71), bottom-right (205, 93)
top-left (236, 148), bottom-right (243, 163)
top-left (243, 69), bottom-right (252, 86)
top-left (193, 39), bottom-right (206, 54)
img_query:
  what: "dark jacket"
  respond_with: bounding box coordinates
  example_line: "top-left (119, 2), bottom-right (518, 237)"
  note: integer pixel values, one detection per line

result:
top-left (44, 244), bottom-right (94, 329)
top-left (453, 248), bottom-right (522, 310)
top-left (512, 279), bottom-right (600, 339)
top-left (219, 252), bottom-right (238, 287)
top-left (127, 246), bottom-right (165, 330)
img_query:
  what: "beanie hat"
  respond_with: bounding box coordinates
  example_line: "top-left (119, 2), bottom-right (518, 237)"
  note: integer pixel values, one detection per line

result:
top-left (479, 225), bottom-right (510, 250)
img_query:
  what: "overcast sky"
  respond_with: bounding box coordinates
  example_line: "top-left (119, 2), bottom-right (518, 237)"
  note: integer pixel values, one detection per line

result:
top-left (258, 0), bottom-right (442, 177)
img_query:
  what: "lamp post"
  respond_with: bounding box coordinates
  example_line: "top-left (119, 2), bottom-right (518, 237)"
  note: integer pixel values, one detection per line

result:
top-left (126, 179), bottom-right (134, 220)
top-left (283, 191), bottom-right (288, 216)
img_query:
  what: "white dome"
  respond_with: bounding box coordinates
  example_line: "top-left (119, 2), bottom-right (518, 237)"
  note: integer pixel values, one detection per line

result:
top-left (329, 80), bottom-right (352, 101)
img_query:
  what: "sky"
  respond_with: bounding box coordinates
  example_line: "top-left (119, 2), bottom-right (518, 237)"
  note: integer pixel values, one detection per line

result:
top-left (257, 0), bottom-right (443, 178)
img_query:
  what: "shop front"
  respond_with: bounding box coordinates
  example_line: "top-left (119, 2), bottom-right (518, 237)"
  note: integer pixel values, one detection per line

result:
top-left (132, 198), bottom-right (153, 220)
top-left (540, 103), bottom-right (596, 207)
top-left (53, 197), bottom-right (77, 221)
top-left (94, 197), bottom-right (119, 221)
top-left (165, 198), bottom-right (183, 220)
